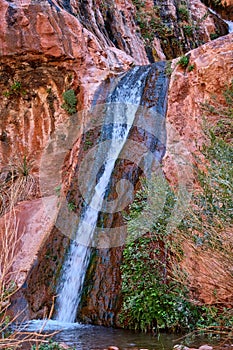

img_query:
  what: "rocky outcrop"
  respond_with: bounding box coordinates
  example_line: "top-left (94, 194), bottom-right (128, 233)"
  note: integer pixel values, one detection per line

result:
top-left (164, 33), bottom-right (233, 184)
top-left (0, 0), bottom-right (136, 167)
top-left (201, 0), bottom-right (233, 21)
top-left (0, 0), bottom-right (232, 328)
top-left (0, 0), bottom-right (135, 320)
top-left (129, 0), bottom-right (228, 61)
top-left (164, 33), bottom-right (233, 305)
top-left (0, 0), bottom-right (229, 166)
top-left (79, 33), bottom-right (233, 325)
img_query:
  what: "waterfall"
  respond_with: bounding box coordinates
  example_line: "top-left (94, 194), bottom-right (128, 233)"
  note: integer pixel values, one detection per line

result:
top-left (208, 7), bottom-right (233, 33)
top-left (223, 19), bottom-right (233, 33)
top-left (54, 65), bottom-right (155, 323)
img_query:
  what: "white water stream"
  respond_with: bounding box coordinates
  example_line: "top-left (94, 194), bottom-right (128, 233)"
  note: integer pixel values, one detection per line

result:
top-left (54, 66), bottom-right (151, 322)
top-left (208, 7), bottom-right (233, 33)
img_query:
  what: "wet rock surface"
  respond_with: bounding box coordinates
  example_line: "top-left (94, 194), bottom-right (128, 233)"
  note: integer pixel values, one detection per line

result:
top-left (0, 0), bottom-right (232, 330)
top-left (201, 0), bottom-right (233, 20)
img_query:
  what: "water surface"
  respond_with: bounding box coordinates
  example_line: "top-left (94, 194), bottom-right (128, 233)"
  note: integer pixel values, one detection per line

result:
top-left (21, 320), bottom-right (177, 350)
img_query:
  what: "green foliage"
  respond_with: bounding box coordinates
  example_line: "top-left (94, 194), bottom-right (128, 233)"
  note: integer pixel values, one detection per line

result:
top-left (121, 176), bottom-right (186, 331)
top-left (11, 81), bottom-right (21, 91)
top-left (2, 81), bottom-right (26, 98)
top-left (165, 61), bottom-right (173, 77)
top-left (185, 80), bottom-right (233, 238)
top-left (61, 89), bottom-right (77, 115)
top-left (178, 55), bottom-right (189, 68)
top-left (54, 185), bottom-right (61, 197)
top-left (183, 25), bottom-right (193, 36)
top-left (197, 135), bottom-right (232, 223)
top-left (20, 155), bottom-right (32, 177)
top-left (178, 6), bottom-right (189, 21)
top-left (188, 64), bottom-right (194, 72)
top-left (31, 340), bottom-right (74, 350)
top-left (210, 32), bottom-right (220, 40)
top-left (9, 155), bottom-right (34, 179)
top-left (68, 201), bottom-right (76, 212)
top-left (132, 0), bottom-right (174, 44)
top-left (120, 175), bottom-right (224, 332)
top-left (83, 130), bottom-right (94, 151)
top-left (120, 82), bottom-right (233, 334)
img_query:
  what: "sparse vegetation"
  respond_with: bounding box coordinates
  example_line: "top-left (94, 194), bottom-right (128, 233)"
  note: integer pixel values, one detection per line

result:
top-left (61, 89), bottom-right (77, 115)
top-left (188, 64), bottom-right (194, 72)
top-left (178, 6), bottom-right (189, 21)
top-left (68, 201), bottom-right (76, 212)
top-left (178, 55), bottom-right (190, 68)
top-left (2, 81), bottom-right (26, 98)
top-left (210, 32), bottom-right (220, 40)
top-left (183, 24), bottom-right (193, 36)
top-left (165, 61), bottom-right (173, 77)
top-left (0, 155), bottom-right (39, 216)
top-left (0, 202), bottom-right (59, 349)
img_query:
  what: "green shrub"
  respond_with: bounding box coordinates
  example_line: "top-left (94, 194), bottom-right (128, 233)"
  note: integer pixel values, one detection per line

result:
top-left (165, 61), bottom-right (173, 77)
top-left (178, 6), bottom-right (189, 21)
top-left (183, 25), bottom-right (193, 36)
top-left (188, 64), bottom-right (194, 72)
top-left (178, 55), bottom-right (189, 68)
top-left (120, 175), bottom-right (225, 333)
top-left (68, 201), bottom-right (76, 212)
top-left (11, 81), bottom-right (21, 91)
top-left (210, 32), bottom-right (220, 40)
top-left (61, 89), bottom-right (77, 115)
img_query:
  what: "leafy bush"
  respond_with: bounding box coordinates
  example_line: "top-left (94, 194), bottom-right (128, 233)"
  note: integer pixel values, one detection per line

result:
top-left (61, 89), bottom-right (77, 115)
top-left (165, 61), bottom-right (173, 77)
top-left (120, 176), bottom-right (221, 333)
top-left (178, 55), bottom-right (189, 68)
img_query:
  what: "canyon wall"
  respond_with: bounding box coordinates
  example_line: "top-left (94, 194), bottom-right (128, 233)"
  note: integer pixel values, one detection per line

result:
top-left (0, 0), bottom-right (232, 324)
top-left (164, 33), bottom-right (233, 307)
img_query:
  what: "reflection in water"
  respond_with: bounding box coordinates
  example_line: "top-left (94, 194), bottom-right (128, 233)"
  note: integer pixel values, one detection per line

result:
top-left (20, 320), bottom-right (177, 350)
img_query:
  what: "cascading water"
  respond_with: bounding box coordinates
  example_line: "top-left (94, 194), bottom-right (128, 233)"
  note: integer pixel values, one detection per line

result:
top-left (208, 7), bottom-right (233, 33)
top-left (54, 65), bottom-right (153, 323)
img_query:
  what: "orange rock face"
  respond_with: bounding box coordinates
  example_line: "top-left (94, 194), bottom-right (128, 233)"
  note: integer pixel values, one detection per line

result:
top-left (164, 33), bottom-right (233, 305)
top-left (164, 33), bottom-right (233, 185)
top-left (0, 0), bottom-right (137, 164)
top-left (0, 196), bottom-right (57, 286)
top-left (0, 0), bottom-right (232, 325)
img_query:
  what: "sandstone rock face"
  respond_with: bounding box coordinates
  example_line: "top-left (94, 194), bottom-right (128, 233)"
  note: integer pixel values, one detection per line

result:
top-left (0, 0), bottom-right (232, 327)
top-left (164, 33), bottom-right (233, 183)
top-left (0, 196), bottom-right (57, 288)
top-left (132, 0), bottom-right (228, 60)
top-left (0, 0), bottom-right (135, 320)
top-left (164, 33), bottom-right (233, 305)
top-left (0, 0), bottom-right (229, 167)
top-left (0, 0), bottom-right (136, 167)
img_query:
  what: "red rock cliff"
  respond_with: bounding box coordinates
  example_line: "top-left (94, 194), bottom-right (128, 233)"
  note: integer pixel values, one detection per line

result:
top-left (0, 0), bottom-right (232, 325)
